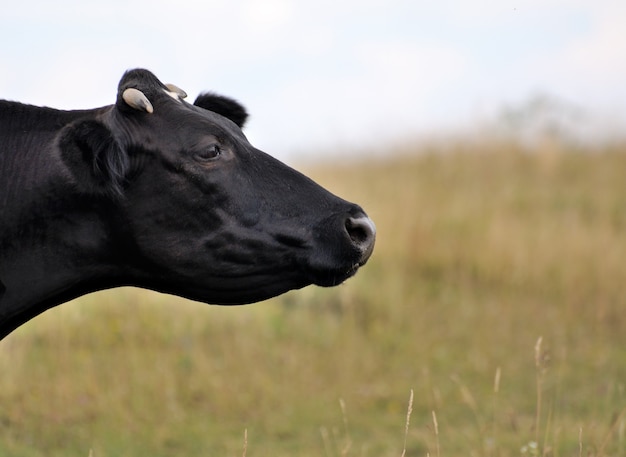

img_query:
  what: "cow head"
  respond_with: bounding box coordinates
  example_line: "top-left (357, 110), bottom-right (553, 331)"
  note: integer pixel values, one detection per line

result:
top-left (61, 69), bottom-right (375, 305)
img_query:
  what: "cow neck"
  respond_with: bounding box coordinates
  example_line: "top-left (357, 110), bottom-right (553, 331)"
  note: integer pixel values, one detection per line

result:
top-left (0, 106), bottom-right (121, 339)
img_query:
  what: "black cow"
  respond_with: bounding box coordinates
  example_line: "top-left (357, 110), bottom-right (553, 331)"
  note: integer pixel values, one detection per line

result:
top-left (0, 69), bottom-right (375, 340)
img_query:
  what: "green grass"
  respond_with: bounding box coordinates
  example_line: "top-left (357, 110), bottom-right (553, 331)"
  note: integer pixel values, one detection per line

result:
top-left (2, 137), bottom-right (626, 456)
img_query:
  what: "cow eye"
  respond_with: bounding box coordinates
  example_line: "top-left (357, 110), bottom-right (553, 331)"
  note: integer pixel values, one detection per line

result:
top-left (195, 144), bottom-right (221, 161)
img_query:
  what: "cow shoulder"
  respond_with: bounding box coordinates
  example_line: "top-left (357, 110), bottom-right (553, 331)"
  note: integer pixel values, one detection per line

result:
top-left (59, 119), bottom-right (129, 197)
top-left (193, 93), bottom-right (248, 128)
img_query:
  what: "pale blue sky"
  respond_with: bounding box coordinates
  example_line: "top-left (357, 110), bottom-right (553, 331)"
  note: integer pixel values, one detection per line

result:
top-left (1, 0), bottom-right (624, 161)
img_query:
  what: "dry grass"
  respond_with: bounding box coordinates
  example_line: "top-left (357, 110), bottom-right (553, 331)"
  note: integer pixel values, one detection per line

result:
top-left (1, 137), bottom-right (626, 456)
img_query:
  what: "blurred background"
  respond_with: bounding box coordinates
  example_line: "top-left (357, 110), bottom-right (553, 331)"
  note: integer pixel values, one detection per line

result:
top-left (1, 0), bottom-right (625, 161)
top-left (2, 1), bottom-right (626, 456)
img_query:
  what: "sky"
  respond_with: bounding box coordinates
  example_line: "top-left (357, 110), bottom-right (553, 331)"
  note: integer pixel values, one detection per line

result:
top-left (1, 0), bottom-right (625, 162)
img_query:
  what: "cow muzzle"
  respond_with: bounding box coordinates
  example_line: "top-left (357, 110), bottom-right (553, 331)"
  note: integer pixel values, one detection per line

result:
top-left (305, 211), bottom-right (376, 287)
top-left (344, 214), bottom-right (376, 266)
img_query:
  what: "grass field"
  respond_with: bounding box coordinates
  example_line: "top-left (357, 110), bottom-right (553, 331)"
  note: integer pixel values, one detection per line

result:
top-left (2, 137), bottom-right (626, 456)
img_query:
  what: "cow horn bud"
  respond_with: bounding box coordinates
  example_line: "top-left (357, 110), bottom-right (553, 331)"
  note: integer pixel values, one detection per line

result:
top-left (122, 88), bottom-right (154, 113)
top-left (165, 83), bottom-right (187, 99)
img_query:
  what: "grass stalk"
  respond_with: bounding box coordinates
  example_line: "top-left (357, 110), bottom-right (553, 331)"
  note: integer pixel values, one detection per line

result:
top-left (432, 410), bottom-right (440, 457)
top-left (541, 401), bottom-right (553, 457)
top-left (339, 398), bottom-right (352, 456)
top-left (490, 367), bottom-right (501, 456)
top-left (320, 426), bottom-right (332, 457)
top-left (579, 427), bottom-right (583, 457)
top-left (534, 336), bottom-right (544, 446)
top-left (401, 389), bottom-right (414, 457)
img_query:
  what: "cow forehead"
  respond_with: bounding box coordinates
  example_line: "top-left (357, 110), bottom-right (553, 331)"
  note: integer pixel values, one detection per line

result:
top-left (134, 90), bottom-right (246, 141)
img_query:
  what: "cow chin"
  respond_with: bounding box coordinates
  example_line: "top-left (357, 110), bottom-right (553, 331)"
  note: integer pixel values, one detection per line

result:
top-left (202, 259), bottom-right (362, 303)
top-left (147, 272), bottom-right (309, 307)
top-left (301, 243), bottom-right (368, 288)
top-left (305, 263), bottom-right (361, 288)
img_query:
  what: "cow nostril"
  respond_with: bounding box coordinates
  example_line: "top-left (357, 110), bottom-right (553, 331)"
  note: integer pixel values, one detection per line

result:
top-left (345, 215), bottom-right (376, 259)
top-left (346, 219), bottom-right (370, 244)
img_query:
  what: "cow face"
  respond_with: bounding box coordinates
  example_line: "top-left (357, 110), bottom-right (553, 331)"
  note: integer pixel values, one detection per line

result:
top-left (63, 69), bottom-right (375, 305)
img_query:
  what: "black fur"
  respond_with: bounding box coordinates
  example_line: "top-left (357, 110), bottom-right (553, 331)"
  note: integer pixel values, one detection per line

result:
top-left (60, 120), bottom-right (128, 197)
top-left (194, 93), bottom-right (248, 128)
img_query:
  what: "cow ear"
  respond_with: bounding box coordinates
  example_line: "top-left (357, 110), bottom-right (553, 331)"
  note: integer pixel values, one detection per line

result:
top-left (60, 120), bottom-right (129, 197)
top-left (194, 93), bottom-right (248, 128)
